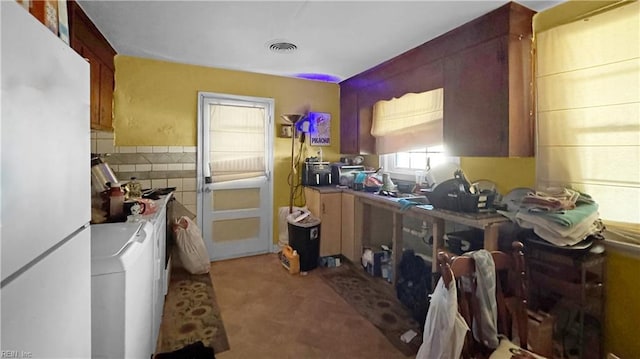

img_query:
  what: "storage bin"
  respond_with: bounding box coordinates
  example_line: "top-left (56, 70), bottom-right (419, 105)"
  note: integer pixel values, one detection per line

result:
top-left (444, 229), bottom-right (484, 255)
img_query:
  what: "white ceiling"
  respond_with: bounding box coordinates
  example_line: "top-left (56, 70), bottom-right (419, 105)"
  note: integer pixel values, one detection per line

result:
top-left (77, 0), bottom-right (563, 83)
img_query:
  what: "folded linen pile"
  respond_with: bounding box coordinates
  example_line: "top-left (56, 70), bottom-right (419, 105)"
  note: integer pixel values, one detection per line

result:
top-left (501, 187), bottom-right (603, 246)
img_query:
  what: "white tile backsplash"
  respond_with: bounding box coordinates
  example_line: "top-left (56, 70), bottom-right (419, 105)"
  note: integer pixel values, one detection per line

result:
top-left (168, 178), bottom-right (183, 191)
top-left (118, 146), bottom-right (137, 153)
top-left (135, 164), bottom-right (152, 171)
top-left (151, 179), bottom-right (168, 188)
top-left (136, 146), bottom-right (152, 153)
top-left (96, 139), bottom-right (115, 154)
top-left (119, 164), bottom-right (135, 172)
top-left (152, 164), bottom-right (168, 171)
top-left (110, 146), bottom-right (197, 208)
top-left (96, 131), bottom-right (114, 139)
top-left (182, 178), bottom-right (196, 191)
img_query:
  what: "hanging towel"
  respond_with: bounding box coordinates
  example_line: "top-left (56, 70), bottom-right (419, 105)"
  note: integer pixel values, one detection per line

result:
top-left (463, 249), bottom-right (499, 349)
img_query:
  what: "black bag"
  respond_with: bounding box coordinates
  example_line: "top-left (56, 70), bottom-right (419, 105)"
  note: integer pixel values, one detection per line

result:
top-left (396, 249), bottom-right (431, 327)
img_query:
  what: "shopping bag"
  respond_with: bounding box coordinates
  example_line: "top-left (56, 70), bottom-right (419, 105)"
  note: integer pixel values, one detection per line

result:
top-left (174, 216), bottom-right (210, 274)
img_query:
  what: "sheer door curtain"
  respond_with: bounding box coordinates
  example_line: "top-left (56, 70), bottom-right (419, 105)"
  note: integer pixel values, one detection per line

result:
top-left (209, 105), bottom-right (266, 183)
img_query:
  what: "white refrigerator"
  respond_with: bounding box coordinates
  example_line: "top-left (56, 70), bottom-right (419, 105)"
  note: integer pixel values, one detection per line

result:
top-left (1, 2), bottom-right (92, 358)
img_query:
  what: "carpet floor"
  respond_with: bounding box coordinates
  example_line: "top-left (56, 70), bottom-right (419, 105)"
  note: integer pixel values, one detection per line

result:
top-left (156, 267), bottom-right (230, 356)
top-left (318, 260), bottom-right (423, 356)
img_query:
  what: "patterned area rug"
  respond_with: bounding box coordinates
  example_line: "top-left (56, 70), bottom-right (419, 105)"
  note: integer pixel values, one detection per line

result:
top-left (319, 260), bottom-right (423, 357)
top-left (157, 267), bottom-right (230, 355)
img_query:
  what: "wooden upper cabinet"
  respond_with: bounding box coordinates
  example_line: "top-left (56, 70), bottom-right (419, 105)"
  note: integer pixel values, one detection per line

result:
top-left (444, 36), bottom-right (510, 156)
top-left (99, 64), bottom-right (114, 130)
top-left (340, 90), bottom-right (359, 154)
top-left (443, 35), bottom-right (533, 157)
top-left (78, 44), bottom-right (101, 127)
top-left (67, 0), bottom-right (116, 131)
top-left (339, 2), bottom-right (534, 157)
top-left (340, 90), bottom-right (375, 155)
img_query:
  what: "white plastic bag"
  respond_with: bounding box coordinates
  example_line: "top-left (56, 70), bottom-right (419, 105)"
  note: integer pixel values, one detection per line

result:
top-left (174, 216), bottom-right (210, 274)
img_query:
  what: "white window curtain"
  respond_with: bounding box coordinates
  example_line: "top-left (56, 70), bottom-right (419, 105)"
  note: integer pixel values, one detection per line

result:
top-left (209, 104), bottom-right (266, 183)
top-left (535, 1), bottom-right (640, 245)
top-left (371, 88), bottom-right (444, 154)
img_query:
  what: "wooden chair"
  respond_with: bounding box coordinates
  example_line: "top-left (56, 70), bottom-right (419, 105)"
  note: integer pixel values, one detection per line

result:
top-left (438, 241), bottom-right (545, 359)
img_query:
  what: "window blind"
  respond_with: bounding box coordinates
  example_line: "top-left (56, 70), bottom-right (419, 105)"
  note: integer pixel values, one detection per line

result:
top-left (535, 1), bottom-right (640, 245)
top-left (371, 88), bottom-right (443, 154)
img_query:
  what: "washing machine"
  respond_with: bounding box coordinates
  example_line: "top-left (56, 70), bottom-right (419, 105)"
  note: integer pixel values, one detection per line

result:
top-left (91, 221), bottom-right (154, 359)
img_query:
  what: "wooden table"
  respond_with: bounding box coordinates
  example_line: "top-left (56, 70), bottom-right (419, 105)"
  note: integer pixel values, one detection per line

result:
top-left (351, 191), bottom-right (509, 285)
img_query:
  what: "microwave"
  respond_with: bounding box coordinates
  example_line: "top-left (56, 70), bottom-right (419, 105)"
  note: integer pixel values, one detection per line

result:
top-left (330, 164), bottom-right (365, 188)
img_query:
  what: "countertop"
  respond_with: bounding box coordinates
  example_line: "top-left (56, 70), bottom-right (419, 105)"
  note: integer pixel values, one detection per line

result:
top-left (304, 185), bottom-right (507, 229)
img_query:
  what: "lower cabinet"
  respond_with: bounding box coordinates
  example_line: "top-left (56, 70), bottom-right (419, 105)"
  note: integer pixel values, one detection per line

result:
top-left (341, 193), bottom-right (356, 262)
top-left (304, 187), bottom-right (342, 257)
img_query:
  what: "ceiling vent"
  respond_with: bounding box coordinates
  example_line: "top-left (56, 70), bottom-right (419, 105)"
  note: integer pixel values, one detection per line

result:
top-left (268, 41), bottom-right (297, 53)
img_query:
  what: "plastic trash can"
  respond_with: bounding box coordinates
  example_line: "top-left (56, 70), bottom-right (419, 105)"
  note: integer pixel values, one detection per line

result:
top-left (287, 213), bottom-right (321, 271)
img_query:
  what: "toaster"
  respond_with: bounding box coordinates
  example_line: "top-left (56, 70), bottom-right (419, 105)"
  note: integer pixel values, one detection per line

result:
top-left (302, 161), bottom-right (333, 186)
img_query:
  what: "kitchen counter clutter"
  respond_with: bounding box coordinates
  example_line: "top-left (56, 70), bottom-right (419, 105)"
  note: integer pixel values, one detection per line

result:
top-left (304, 186), bottom-right (509, 285)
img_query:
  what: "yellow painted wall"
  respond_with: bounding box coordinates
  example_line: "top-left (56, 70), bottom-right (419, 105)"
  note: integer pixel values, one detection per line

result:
top-left (460, 157), bottom-right (536, 195)
top-left (113, 55), bottom-right (340, 244)
top-left (605, 249), bottom-right (640, 358)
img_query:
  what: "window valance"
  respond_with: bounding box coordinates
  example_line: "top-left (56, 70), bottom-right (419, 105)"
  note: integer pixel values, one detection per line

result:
top-left (371, 88), bottom-right (443, 154)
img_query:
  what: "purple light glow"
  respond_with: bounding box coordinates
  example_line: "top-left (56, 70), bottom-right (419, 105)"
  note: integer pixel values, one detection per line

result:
top-left (294, 73), bottom-right (341, 83)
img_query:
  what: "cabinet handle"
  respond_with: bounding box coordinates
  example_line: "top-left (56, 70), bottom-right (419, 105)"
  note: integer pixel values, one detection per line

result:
top-left (322, 203), bottom-right (325, 214)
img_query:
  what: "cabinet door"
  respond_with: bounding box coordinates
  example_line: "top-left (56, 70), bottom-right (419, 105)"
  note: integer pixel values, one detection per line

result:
top-left (99, 64), bottom-right (114, 130)
top-left (303, 188), bottom-right (342, 257)
top-left (341, 193), bottom-right (355, 262)
top-left (340, 90), bottom-right (359, 154)
top-left (79, 44), bottom-right (101, 129)
top-left (319, 193), bottom-right (342, 256)
top-left (340, 89), bottom-right (375, 155)
top-left (444, 36), bottom-right (509, 156)
top-left (68, 0), bottom-right (116, 131)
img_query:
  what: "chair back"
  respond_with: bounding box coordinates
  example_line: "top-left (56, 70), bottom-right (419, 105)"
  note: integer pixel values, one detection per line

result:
top-left (438, 241), bottom-right (528, 358)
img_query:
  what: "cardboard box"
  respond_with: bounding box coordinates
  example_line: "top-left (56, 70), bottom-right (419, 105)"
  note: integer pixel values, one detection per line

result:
top-left (527, 310), bottom-right (554, 357)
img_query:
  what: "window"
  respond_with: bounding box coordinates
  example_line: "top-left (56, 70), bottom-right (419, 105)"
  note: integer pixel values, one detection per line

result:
top-left (380, 145), bottom-right (459, 182)
top-left (535, 1), bottom-right (639, 247)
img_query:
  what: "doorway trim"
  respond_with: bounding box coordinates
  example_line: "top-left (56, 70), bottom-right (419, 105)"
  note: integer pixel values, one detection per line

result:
top-left (196, 91), bottom-right (274, 260)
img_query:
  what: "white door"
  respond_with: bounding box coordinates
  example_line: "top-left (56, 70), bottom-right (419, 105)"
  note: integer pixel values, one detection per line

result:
top-left (197, 92), bottom-right (274, 261)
